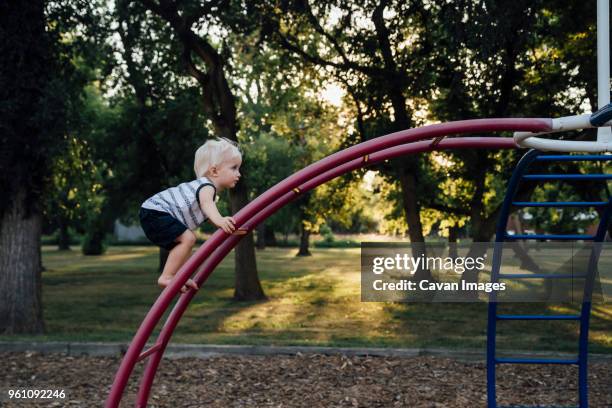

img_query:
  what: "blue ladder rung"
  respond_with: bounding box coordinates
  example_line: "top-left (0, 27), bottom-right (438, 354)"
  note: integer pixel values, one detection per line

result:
top-left (512, 201), bottom-right (608, 207)
top-left (495, 357), bottom-right (579, 365)
top-left (536, 154), bottom-right (612, 161)
top-left (497, 273), bottom-right (587, 279)
top-left (496, 314), bottom-right (581, 320)
top-left (523, 174), bottom-right (612, 180)
top-left (504, 233), bottom-right (594, 240)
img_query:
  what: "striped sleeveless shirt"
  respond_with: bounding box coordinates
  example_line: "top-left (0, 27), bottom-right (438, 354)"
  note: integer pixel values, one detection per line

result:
top-left (141, 177), bottom-right (217, 230)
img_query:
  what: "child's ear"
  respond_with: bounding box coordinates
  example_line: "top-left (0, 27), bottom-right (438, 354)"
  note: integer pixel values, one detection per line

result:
top-left (208, 166), bottom-right (218, 176)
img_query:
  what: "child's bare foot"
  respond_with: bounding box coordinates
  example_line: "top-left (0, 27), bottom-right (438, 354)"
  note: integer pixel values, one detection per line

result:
top-left (158, 275), bottom-right (199, 293)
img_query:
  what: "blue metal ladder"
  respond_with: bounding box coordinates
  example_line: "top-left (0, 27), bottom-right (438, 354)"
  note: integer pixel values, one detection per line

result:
top-left (487, 150), bottom-right (612, 408)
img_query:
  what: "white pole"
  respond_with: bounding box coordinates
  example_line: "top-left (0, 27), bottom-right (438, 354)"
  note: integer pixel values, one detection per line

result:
top-left (597, 0), bottom-right (611, 142)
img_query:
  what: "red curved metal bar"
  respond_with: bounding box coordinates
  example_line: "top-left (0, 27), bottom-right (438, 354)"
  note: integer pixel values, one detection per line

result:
top-left (134, 137), bottom-right (518, 406)
top-left (107, 119), bottom-right (550, 407)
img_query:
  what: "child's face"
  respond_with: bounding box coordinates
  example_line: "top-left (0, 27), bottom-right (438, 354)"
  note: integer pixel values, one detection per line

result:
top-left (215, 155), bottom-right (242, 189)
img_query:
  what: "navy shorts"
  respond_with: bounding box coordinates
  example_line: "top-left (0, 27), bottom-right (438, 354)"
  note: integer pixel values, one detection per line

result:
top-left (139, 208), bottom-right (188, 250)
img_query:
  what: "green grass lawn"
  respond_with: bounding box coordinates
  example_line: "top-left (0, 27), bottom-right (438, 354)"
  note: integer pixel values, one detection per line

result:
top-left (2, 245), bottom-right (610, 354)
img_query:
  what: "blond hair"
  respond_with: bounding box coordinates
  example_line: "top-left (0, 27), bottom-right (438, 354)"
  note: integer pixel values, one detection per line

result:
top-left (194, 137), bottom-right (242, 178)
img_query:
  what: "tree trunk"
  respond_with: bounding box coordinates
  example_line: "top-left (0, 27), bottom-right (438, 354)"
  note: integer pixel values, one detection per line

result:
top-left (448, 226), bottom-right (458, 259)
top-left (231, 181), bottom-right (266, 300)
top-left (234, 233), bottom-right (266, 300)
top-left (0, 188), bottom-right (45, 334)
top-left (296, 223), bottom-right (311, 257)
top-left (462, 158), bottom-right (489, 293)
top-left (255, 223), bottom-right (277, 248)
top-left (374, 2), bottom-right (431, 281)
top-left (256, 223), bottom-right (266, 250)
top-left (265, 226), bottom-right (277, 246)
top-left (57, 220), bottom-right (70, 251)
top-left (398, 165), bottom-right (432, 281)
top-left (81, 226), bottom-right (106, 256)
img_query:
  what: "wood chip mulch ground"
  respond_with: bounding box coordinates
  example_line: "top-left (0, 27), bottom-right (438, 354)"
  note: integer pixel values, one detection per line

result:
top-left (0, 352), bottom-right (610, 407)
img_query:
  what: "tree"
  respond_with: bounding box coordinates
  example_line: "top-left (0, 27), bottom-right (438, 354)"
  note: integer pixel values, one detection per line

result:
top-left (263, 95), bottom-right (344, 257)
top-left (45, 130), bottom-right (107, 251)
top-left (230, 31), bottom-right (348, 256)
top-left (257, 0), bottom-right (442, 279)
top-left (241, 135), bottom-right (300, 249)
top-left (417, 0), bottom-right (601, 288)
top-left (230, 38), bottom-right (305, 251)
top-left (131, 0), bottom-right (266, 300)
top-left (422, 0), bottom-right (600, 242)
top-left (0, 1), bottom-right (76, 333)
top-left (102, 0), bottom-right (210, 263)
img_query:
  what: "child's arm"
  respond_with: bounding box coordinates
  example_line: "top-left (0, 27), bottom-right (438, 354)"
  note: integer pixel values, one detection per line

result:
top-left (198, 186), bottom-right (236, 233)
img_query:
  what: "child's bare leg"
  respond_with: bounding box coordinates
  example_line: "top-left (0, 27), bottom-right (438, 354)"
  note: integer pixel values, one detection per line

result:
top-left (158, 230), bottom-right (198, 292)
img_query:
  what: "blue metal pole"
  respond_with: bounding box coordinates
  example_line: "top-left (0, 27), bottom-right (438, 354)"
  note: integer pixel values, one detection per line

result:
top-left (487, 149), bottom-right (541, 407)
